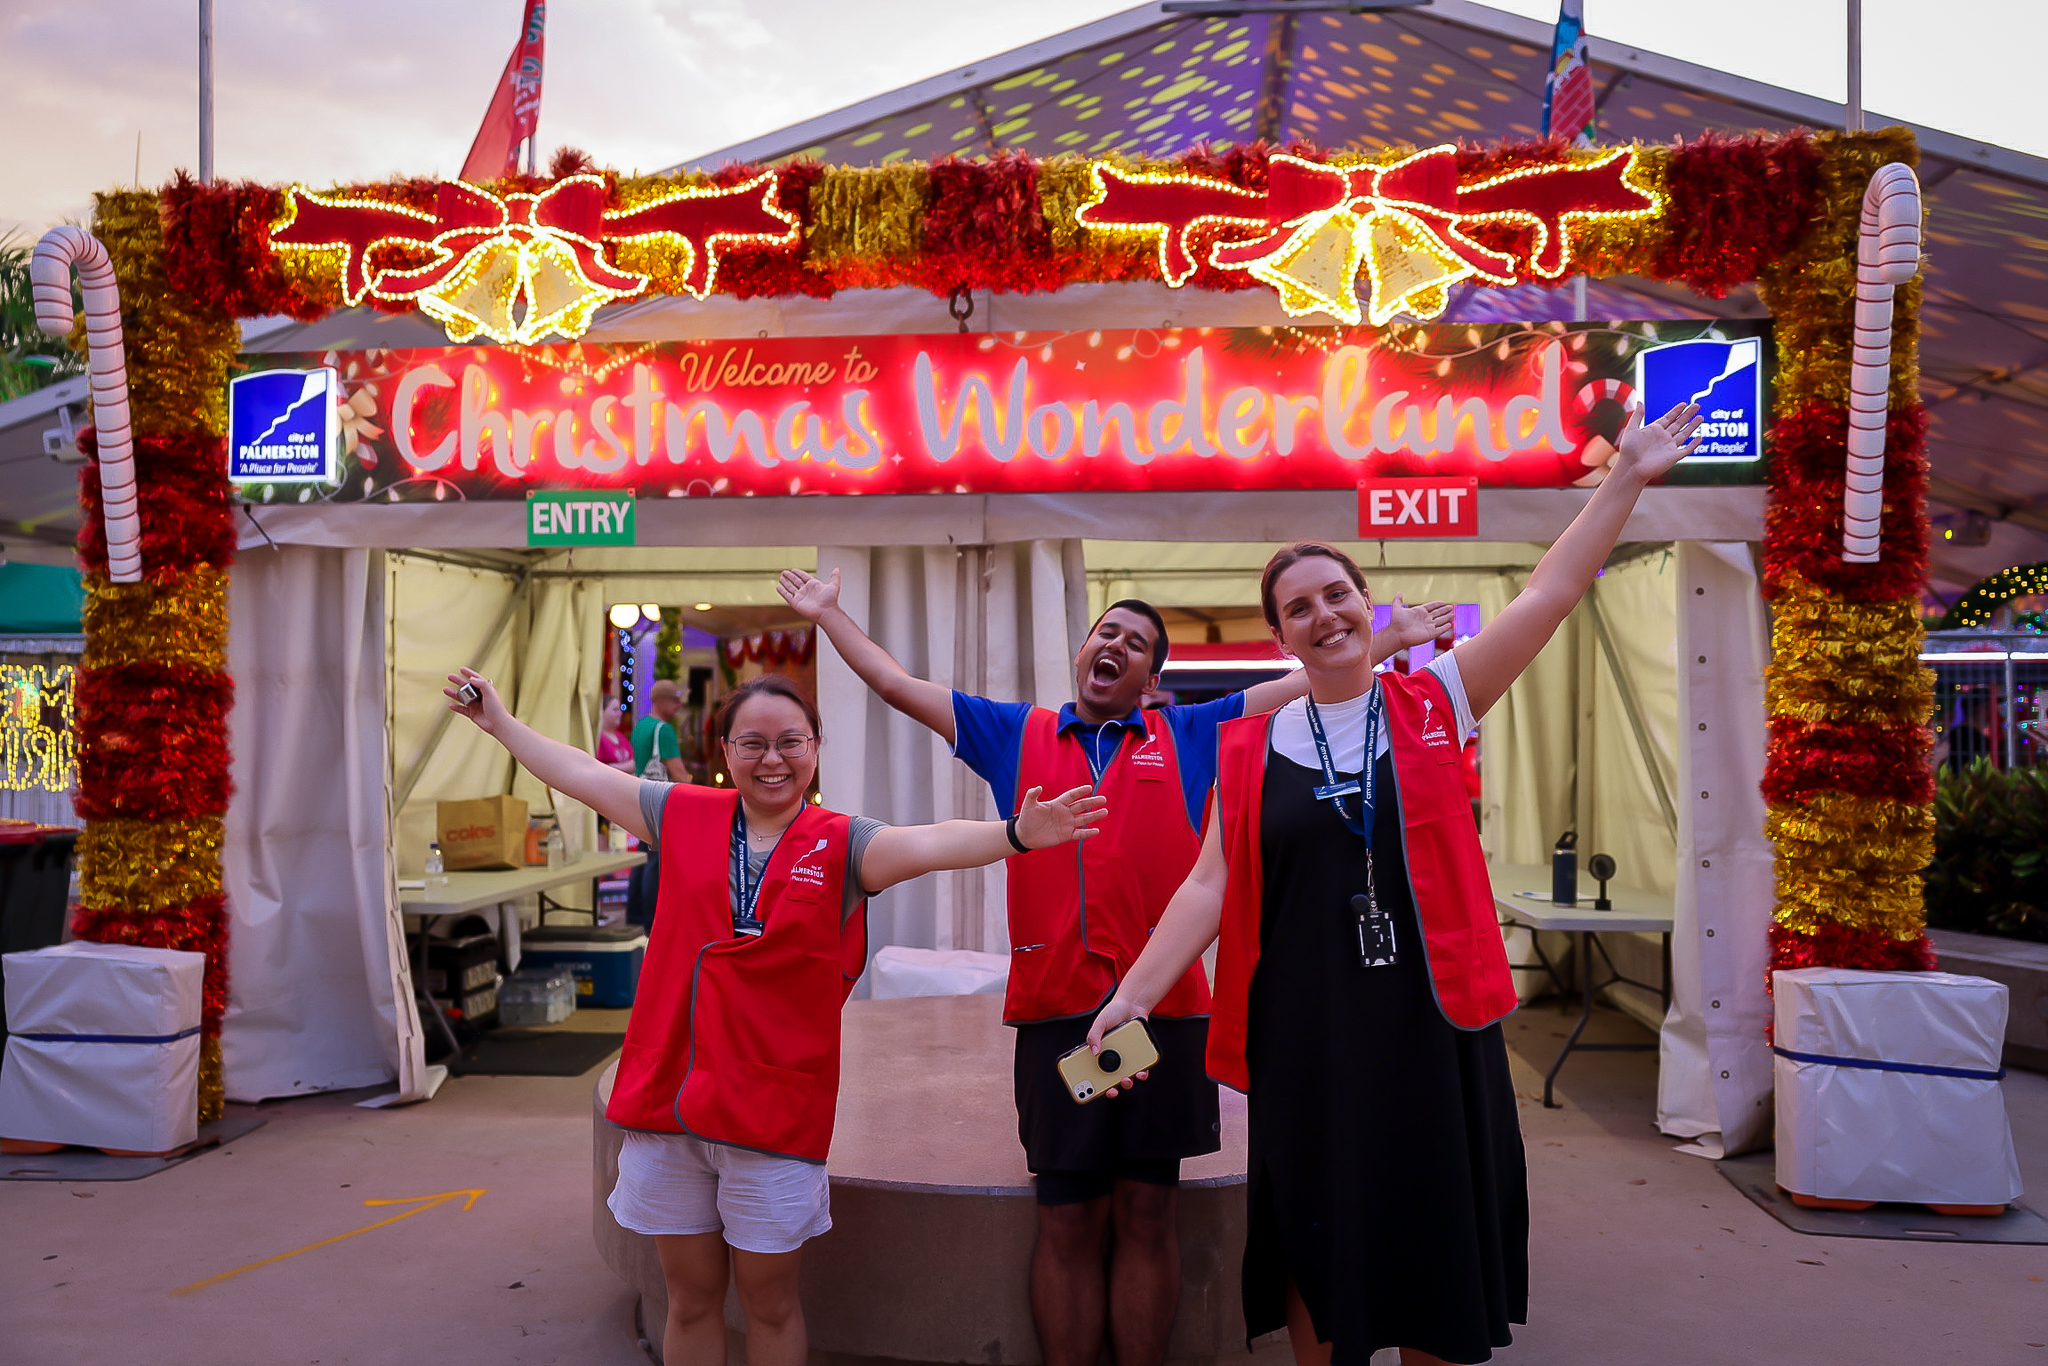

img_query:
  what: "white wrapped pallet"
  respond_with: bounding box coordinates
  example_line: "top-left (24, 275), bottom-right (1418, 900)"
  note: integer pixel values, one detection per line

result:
top-left (0, 942), bottom-right (207, 1153)
top-left (1773, 967), bottom-right (2022, 1208)
top-left (870, 946), bottom-right (1009, 1000)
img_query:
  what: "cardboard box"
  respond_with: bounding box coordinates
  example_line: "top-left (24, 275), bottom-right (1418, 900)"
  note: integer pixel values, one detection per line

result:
top-left (436, 795), bottom-right (529, 871)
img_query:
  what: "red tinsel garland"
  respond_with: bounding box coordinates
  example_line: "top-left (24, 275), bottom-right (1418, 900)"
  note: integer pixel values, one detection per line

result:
top-left (921, 153), bottom-right (1060, 296)
top-left (1768, 920), bottom-right (1936, 976)
top-left (1762, 401), bottom-right (1930, 603)
top-left (75, 429), bottom-right (237, 578)
top-left (708, 160), bottom-right (834, 301)
top-left (1763, 718), bottom-right (1934, 805)
top-left (72, 664), bottom-right (235, 821)
top-left (1652, 133), bottom-right (1825, 298)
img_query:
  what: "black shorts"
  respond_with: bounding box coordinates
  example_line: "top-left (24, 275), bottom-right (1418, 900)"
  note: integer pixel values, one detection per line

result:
top-left (1012, 1014), bottom-right (1221, 1202)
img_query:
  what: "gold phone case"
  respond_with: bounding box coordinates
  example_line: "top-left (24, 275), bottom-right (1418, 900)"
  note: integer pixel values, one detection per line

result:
top-left (1056, 1019), bottom-right (1161, 1104)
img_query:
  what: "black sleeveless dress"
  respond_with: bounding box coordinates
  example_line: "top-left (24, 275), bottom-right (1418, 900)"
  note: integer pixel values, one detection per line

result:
top-left (1242, 745), bottom-right (1528, 1365)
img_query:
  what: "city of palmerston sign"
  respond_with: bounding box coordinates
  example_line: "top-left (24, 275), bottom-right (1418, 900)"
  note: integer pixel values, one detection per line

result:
top-left (230, 320), bottom-right (1767, 503)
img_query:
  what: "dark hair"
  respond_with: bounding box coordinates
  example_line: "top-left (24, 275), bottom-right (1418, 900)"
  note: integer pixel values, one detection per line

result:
top-left (1259, 543), bottom-right (1369, 629)
top-left (715, 675), bottom-right (822, 741)
top-left (1093, 598), bottom-right (1170, 673)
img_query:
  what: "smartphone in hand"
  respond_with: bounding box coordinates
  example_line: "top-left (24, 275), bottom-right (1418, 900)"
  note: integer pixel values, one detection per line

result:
top-left (1056, 1019), bottom-right (1159, 1104)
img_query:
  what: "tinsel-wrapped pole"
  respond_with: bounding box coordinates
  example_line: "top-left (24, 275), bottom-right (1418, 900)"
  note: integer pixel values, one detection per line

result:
top-left (1756, 131), bottom-right (1936, 975)
top-left (70, 191), bottom-right (240, 1122)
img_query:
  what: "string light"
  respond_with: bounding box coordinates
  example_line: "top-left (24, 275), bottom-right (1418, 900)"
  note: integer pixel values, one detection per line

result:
top-left (606, 170), bottom-right (802, 301)
top-left (0, 664), bottom-right (75, 794)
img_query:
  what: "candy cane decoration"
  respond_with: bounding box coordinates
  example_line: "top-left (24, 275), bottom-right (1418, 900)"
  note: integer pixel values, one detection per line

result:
top-left (1843, 163), bottom-right (1922, 564)
top-left (32, 226), bottom-right (141, 583)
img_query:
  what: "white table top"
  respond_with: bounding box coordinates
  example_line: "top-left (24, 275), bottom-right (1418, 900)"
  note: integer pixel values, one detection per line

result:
top-left (1488, 863), bottom-right (1674, 934)
top-left (401, 850), bottom-right (646, 917)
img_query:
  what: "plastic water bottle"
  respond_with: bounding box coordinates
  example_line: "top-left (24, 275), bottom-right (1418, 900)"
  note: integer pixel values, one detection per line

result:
top-left (546, 821), bottom-right (565, 869)
top-left (425, 841), bottom-right (447, 890)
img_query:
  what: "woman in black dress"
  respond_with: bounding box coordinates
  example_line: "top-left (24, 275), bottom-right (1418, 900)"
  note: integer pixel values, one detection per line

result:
top-left (1090, 402), bottom-right (1705, 1365)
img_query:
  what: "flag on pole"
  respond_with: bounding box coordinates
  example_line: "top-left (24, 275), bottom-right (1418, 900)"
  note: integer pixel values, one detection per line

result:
top-left (1542, 0), bottom-right (1598, 146)
top-left (460, 0), bottom-right (547, 182)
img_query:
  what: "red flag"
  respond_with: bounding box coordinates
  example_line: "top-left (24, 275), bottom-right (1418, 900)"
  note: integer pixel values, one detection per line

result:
top-left (460, 0), bottom-right (546, 183)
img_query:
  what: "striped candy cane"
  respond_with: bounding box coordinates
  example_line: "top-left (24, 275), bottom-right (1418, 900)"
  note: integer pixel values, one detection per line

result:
top-left (1842, 163), bottom-right (1922, 564)
top-left (32, 226), bottom-right (141, 584)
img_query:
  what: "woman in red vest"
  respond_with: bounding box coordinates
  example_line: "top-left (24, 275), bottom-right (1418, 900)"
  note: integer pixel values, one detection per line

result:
top-left (1089, 402), bottom-right (1705, 1365)
top-left (445, 670), bottom-right (1104, 1366)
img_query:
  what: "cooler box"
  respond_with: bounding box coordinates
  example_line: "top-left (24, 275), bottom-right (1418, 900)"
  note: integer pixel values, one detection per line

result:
top-left (0, 941), bottom-right (205, 1152)
top-left (1774, 967), bottom-right (2023, 1207)
top-left (518, 925), bottom-right (647, 1007)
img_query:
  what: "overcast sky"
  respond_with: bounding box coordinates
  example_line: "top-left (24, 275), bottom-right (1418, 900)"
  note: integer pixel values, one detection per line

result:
top-left (4, 1), bottom-right (2043, 238)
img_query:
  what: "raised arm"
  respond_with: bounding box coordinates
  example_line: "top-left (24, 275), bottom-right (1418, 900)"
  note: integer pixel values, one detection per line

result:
top-left (1452, 402), bottom-right (1703, 720)
top-left (1086, 791), bottom-right (1229, 1051)
top-left (443, 668), bottom-right (652, 842)
top-left (1240, 595), bottom-right (1457, 715)
top-left (779, 568), bottom-right (957, 743)
top-left (859, 785), bottom-right (1106, 893)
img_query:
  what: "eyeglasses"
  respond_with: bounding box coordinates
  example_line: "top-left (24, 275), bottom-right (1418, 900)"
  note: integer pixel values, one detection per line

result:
top-left (726, 735), bottom-right (817, 760)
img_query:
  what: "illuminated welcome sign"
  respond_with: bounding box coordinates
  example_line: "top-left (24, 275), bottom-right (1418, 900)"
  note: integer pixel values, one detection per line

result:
top-left (232, 321), bottom-right (1767, 501)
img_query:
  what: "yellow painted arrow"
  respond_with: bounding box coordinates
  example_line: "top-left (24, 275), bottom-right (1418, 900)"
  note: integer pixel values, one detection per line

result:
top-left (170, 1188), bottom-right (486, 1296)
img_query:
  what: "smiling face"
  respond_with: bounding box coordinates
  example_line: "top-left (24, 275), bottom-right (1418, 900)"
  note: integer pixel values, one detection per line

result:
top-left (1266, 556), bottom-right (1373, 680)
top-left (721, 691), bottom-right (819, 820)
top-left (1073, 606), bottom-right (1162, 722)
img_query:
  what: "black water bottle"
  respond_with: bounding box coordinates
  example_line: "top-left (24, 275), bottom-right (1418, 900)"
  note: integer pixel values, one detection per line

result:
top-left (1552, 829), bottom-right (1578, 907)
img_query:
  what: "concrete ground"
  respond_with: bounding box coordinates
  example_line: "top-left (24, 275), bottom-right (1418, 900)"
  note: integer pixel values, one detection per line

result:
top-left (3, 1002), bottom-right (2045, 1366)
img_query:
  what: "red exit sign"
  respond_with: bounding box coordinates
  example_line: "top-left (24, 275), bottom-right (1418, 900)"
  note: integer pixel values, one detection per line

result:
top-left (1358, 477), bottom-right (1479, 537)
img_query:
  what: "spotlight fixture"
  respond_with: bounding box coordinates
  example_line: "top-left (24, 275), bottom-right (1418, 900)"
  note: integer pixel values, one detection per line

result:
top-left (641, 603), bottom-right (663, 621)
top-left (607, 604), bottom-right (641, 629)
top-left (693, 602), bottom-right (713, 612)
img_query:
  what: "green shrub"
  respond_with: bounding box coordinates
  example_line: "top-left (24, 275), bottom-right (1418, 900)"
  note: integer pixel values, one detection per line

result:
top-left (1926, 760), bottom-right (2048, 943)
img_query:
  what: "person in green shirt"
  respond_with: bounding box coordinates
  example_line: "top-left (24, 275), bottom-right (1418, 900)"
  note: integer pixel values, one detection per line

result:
top-left (633, 678), bottom-right (689, 782)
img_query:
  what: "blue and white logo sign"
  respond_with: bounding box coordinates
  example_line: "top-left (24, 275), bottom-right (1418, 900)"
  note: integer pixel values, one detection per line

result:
top-left (1634, 336), bottom-right (1763, 463)
top-left (229, 368), bottom-right (339, 484)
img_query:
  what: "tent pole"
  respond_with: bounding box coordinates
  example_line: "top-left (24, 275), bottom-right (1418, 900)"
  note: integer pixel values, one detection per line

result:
top-left (1586, 586), bottom-right (1679, 836)
top-left (1846, 0), bottom-right (1864, 133)
top-left (393, 566), bottom-right (532, 812)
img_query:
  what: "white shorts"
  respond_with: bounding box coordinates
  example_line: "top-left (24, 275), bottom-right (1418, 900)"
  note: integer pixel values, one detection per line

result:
top-left (608, 1129), bottom-right (832, 1254)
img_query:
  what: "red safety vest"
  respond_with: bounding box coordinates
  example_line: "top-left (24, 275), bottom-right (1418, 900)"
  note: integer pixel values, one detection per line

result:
top-left (1004, 708), bottom-right (1211, 1023)
top-left (1206, 668), bottom-right (1518, 1092)
top-left (605, 785), bottom-right (867, 1162)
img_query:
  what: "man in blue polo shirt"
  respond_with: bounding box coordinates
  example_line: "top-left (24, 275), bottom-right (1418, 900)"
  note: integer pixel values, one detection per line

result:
top-left (778, 566), bottom-right (1448, 1366)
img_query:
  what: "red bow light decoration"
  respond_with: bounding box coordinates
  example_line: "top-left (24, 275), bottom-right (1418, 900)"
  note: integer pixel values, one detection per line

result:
top-left (1077, 146), bottom-right (1659, 325)
top-left (268, 171), bottom-right (799, 345)
top-left (720, 628), bottom-right (816, 672)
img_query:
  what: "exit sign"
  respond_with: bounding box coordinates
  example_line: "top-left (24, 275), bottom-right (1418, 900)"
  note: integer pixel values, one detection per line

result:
top-left (528, 491), bottom-right (636, 546)
top-left (1358, 477), bottom-right (1478, 538)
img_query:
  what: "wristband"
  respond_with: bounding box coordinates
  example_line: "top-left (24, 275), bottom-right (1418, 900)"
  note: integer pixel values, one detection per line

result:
top-left (1005, 814), bottom-right (1031, 853)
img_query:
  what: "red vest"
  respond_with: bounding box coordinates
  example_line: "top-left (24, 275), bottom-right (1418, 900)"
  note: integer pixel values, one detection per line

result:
top-left (1206, 669), bottom-right (1518, 1092)
top-left (1004, 708), bottom-right (1211, 1023)
top-left (605, 786), bottom-right (867, 1162)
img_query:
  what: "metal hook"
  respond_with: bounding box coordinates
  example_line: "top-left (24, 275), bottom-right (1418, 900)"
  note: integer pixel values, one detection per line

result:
top-left (948, 287), bottom-right (975, 334)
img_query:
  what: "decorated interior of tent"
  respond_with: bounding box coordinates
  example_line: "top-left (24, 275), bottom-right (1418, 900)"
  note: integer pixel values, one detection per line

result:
top-left (15, 2), bottom-right (1953, 1171)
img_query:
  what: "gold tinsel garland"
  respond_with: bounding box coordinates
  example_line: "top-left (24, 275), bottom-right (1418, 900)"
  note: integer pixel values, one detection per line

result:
top-left (1764, 582), bottom-right (1932, 725)
top-left (76, 818), bottom-right (225, 912)
top-left (80, 567), bottom-right (229, 669)
top-left (802, 164), bottom-right (931, 277)
top-left (1766, 791), bottom-right (1935, 941)
top-left (87, 189), bottom-right (240, 1122)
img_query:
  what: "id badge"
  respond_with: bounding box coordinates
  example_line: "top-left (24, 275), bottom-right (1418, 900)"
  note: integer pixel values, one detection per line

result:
top-left (1350, 853), bottom-right (1397, 968)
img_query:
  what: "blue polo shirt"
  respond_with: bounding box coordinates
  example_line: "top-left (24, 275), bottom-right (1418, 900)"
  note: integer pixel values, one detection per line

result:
top-left (950, 692), bottom-right (1246, 827)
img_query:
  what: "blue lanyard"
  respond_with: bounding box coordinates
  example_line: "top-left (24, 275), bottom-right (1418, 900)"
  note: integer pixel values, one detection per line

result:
top-left (1304, 689), bottom-right (1380, 845)
top-left (731, 809), bottom-right (766, 936)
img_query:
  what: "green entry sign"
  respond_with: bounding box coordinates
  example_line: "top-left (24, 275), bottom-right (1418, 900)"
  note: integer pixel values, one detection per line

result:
top-left (528, 491), bottom-right (635, 546)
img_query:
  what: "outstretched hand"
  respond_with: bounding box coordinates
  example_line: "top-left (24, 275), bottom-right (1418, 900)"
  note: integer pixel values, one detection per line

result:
top-left (1611, 401), bottom-right (1705, 485)
top-left (443, 666), bottom-right (511, 736)
top-left (1386, 594), bottom-right (1456, 649)
top-left (776, 568), bottom-right (840, 622)
top-left (1014, 784), bottom-right (1107, 849)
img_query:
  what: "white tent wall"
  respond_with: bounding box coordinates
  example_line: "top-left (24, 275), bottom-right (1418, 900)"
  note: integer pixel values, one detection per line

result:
top-left (507, 573), bottom-right (606, 875)
top-left (817, 541), bottom-right (1086, 959)
top-left (223, 547), bottom-right (423, 1101)
top-left (1657, 543), bottom-right (1774, 1157)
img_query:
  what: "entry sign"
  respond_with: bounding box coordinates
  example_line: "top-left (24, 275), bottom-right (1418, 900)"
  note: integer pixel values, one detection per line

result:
top-left (227, 367), bottom-right (338, 483)
top-left (1359, 477), bottom-right (1479, 538)
top-left (1636, 336), bottom-right (1763, 463)
top-left (528, 491), bottom-right (636, 546)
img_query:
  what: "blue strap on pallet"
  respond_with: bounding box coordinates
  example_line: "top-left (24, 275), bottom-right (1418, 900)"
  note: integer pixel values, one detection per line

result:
top-left (1772, 1045), bottom-right (2005, 1082)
